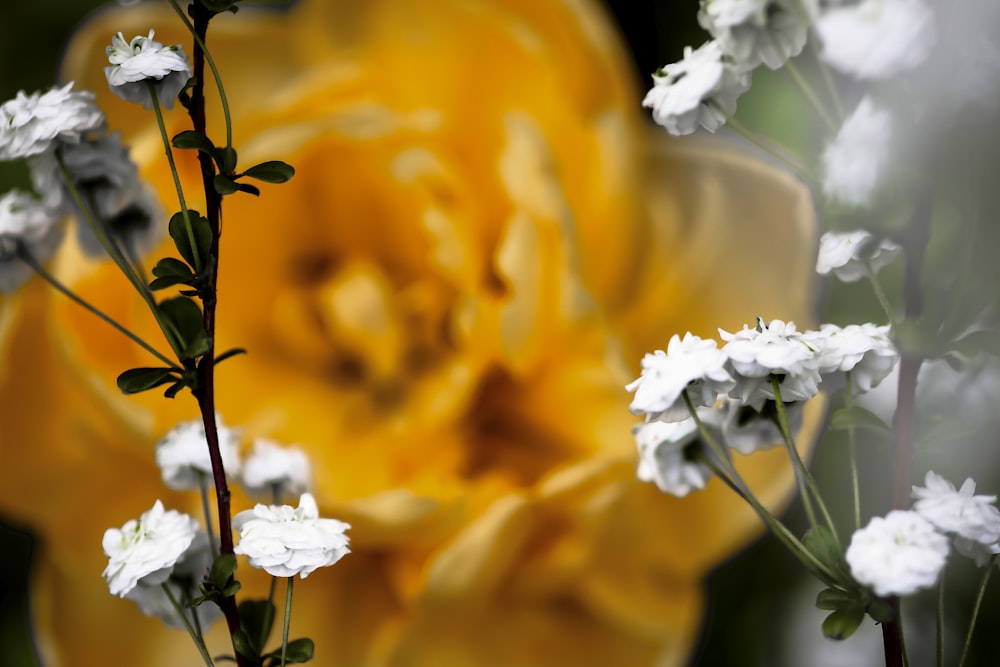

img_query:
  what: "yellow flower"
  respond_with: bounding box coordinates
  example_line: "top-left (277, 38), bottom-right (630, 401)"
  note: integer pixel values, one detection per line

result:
top-left (0, 1), bottom-right (820, 666)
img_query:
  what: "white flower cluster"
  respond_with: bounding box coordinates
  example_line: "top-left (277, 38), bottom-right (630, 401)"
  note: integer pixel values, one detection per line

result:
top-left (846, 471), bottom-right (1000, 596)
top-left (627, 318), bottom-right (897, 496)
top-left (0, 190), bottom-right (62, 294)
top-left (816, 230), bottom-right (901, 283)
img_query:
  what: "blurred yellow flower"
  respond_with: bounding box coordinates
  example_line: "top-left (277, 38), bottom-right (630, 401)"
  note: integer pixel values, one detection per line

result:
top-left (0, 1), bottom-right (820, 666)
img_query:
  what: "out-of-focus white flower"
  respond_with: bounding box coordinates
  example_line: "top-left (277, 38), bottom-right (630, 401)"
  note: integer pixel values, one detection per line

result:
top-left (719, 397), bottom-right (803, 455)
top-left (804, 323), bottom-right (898, 394)
top-left (233, 493), bottom-right (351, 579)
top-left (155, 416), bottom-right (241, 491)
top-left (698, 0), bottom-right (817, 70)
top-left (912, 471), bottom-right (1000, 547)
top-left (105, 30), bottom-right (192, 109)
top-left (626, 333), bottom-right (736, 423)
top-left (123, 531), bottom-right (222, 628)
top-left (642, 40), bottom-right (750, 136)
top-left (816, 230), bottom-right (901, 282)
top-left (0, 83), bottom-right (105, 160)
top-left (241, 438), bottom-right (312, 498)
top-left (101, 500), bottom-right (199, 598)
top-left (846, 510), bottom-right (949, 596)
top-left (821, 97), bottom-right (893, 206)
top-left (815, 0), bottom-right (936, 80)
top-left (29, 132), bottom-right (164, 258)
top-left (0, 190), bottom-right (63, 294)
top-left (720, 318), bottom-right (821, 408)
top-left (633, 417), bottom-right (715, 497)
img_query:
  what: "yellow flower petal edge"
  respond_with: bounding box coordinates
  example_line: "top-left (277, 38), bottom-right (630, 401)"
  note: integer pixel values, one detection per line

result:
top-left (0, 1), bottom-right (822, 666)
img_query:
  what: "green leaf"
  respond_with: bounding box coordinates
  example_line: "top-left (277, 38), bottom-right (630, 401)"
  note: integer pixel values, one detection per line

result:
top-left (211, 554), bottom-right (237, 589)
top-left (172, 130), bottom-right (216, 153)
top-left (242, 160), bottom-right (295, 184)
top-left (214, 174), bottom-right (239, 195)
top-left (215, 347), bottom-right (247, 365)
top-left (163, 381), bottom-right (187, 399)
top-left (232, 630), bottom-right (257, 659)
top-left (829, 406), bottom-right (892, 434)
top-left (236, 182), bottom-right (261, 197)
top-left (815, 587), bottom-right (854, 611)
top-left (221, 581), bottom-right (242, 597)
top-left (264, 638), bottom-right (314, 664)
top-left (239, 599), bottom-right (276, 655)
top-left (867, 597), bottom-right (896, 623)
top-left (213, 146), bottom-right (238, 174)
top-left (116, 368), bottom-right (176, 394)
top-left (182, 332), bottom-right (211, 361)
top-left (149, 257), bottom-right (195, 290)
top-left (822, 604), bottom-right (865, 640)
top-left (168, 211), bottom-right (212, 270)
top-left (159, 297), bottom-right (205, 357)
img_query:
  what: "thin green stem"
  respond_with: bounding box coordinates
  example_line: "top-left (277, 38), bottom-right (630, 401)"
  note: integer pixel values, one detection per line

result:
top-left (808, 36), bottom-right (845, 122)
top-left (957, 558), bottom-right (995, 667)
top-left (166, 0), bottom-right (233, 148)
top-left (148, 83), bottom-right (203, 276)
top-left (16, 246), bottom-right (178, 369)
top-left (783, 57), bottom-right (838, 131)
top-left (866, 263), bottom-right (899, 329)
top-left (199, 473), bottom-right (218, 558)
top-left (844, 375), bottom-right (861, 532)
top-left (162, 582), bottom-right (214, 667)
top-left (936, 576), bottom-right (945, 667)
top-left (715, 108), bottom-right (817, 185)
top-left (281, 576), bottom-right (294, 667)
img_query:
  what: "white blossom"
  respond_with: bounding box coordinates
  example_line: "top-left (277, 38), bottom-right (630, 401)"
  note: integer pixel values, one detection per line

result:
top-left (719, 318), bottom-right (821, 409)
top-left (821, 97), bottom-right (893, 206)
top-left (719, 397), bottom-right (803, 455)
top-left (105, 30), bottom-right (192, 110)
top-left (698, 0), bottom-right (817, 70)
top-left (123, 531), bottom-right (222, 628)
top-left (846, 510), bottom-right (949, 596)
top-left (626, 333), bottom-right (736, 422)
top-left (102, 500), bottom-right (199, 598)
top-left (155, 416), bottom-right (241, 491)
top-left (0, 83), bottom-right (104, 161)
top-left (816, 230), bottom-right (901, 282)
top-left (815, 0), bottom-right (936, 80)
top-left (804, 323), bottom-right (898, 393)
top-left (642, 40), bottom-right (750, 136)
top-left (233, 493), bottom-right (351, 579)
top-left (633, 418), bottom-right (715, 497)
top-left (0, 190), bottom-right (63, 294)
top-left (912, 471), bottom-right (1000, 548)
top-left (241, 438), bottom-right (312, 498)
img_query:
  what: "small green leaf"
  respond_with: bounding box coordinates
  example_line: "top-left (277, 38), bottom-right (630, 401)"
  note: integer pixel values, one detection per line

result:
top-left (168, 211), bottom-right (212, 270)
top-left (213, 146), bottom-right (238, 174)
top-left (182, 332), bottom-right (211, 361)
top-left (211, 554), bottom-right (237, 588)
top-left (242, 160), bottom-right (295, 184)
top-left (264, 638), bottom-right (314, 664)
top-left (149, 257), bottom-right (195, 290)
top-left (829, 406), bottom-right (892, 434)
top-left (236, 182), bottom-right (261, 197)
top-left (172, 130), bottom-right (216, 153)
top-left (159, 297), bottom-right (205, 355)
top-left (822, 604), bottom-right (865, 640)
top-left (163, 380), bottom-right (187, 399)
top-left (116, 368), bottom-right (176, 394)
top-left (867, 597), bottom-right (896, 624)
top-left (815, 587), bottom-right (854, 611)
top-left (221, 581), bottom-right (242, 597)
top-left (214, 174), bottom-right (239, 195)
top-left (232, 630), bottom-right (257, 659)
top-left (215, 347), bottom-right (247, 365)
top-left (239, 599), bottom-right (276, 655)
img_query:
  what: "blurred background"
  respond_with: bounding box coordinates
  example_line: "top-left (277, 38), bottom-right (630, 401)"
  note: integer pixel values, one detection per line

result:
top-left (3, 1), bottom-right (1000, 666)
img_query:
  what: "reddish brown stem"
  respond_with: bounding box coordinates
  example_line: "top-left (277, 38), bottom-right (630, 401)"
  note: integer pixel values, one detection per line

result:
top-left (186, 2), bottom-right (246, 664)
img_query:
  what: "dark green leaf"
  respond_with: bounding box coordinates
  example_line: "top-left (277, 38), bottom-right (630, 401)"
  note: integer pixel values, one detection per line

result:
top-left (243, 161), bottom-right (295, 184)
top-left (221, 581), bottom-right (242, 597)
top-left (172, 130), bottom-right (216, 153)
top-left (149, 257), bottom-right (195, 290)
top-left (236, 182), bottom-right (261, 197)
top-left (232, 630), bottom-right (257, 659)
top-left (214, 175), bottom-right (239, 195)
top-left (822, 605), bottom-right (865, 640)
top-left (867, 597), bottom-right (896, 623)
top-left (213, 146), bottom-right (238, 174)
top-left (168, 211), bottom-right (212, 270)
top-left (239, 599), bottom-right (276, 655)
top-left (815, 587), bottom-right (854, 611)
top-left (264, 638), bottom-right (314, 664)
top-left (829, 406), bottom-right (892, 434)
top-left (215, 348), bottom-right (247, 365)
top-left (163, 380), bottom-right (187, 399)
top-left (116, 367), bottom-right (176, 394)
top-left (182, 332), bottom-right (211, 361)
top-left (211, 554), bottom-right (237, 588)
top-left (213, 655), bottom-right (237, 664)
top-left (159, 297), bottom-right (205, 355)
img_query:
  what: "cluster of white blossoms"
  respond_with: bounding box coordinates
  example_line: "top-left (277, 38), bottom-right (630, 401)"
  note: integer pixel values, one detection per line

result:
top-left (104, 414), bottom-right (341, 627)
top-left (846, 472), bottom-right (1000, 596)
top-left (627, 318), bottom-right (897, 496)
top-left (0, 29), bottom-right (191, 293)
top-left (815, 229), bottom-right (901, 284)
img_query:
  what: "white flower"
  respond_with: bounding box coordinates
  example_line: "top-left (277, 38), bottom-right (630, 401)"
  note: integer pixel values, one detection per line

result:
top-left (123, 531), bottom-right (222, 629)
top-left (0, 190), bottom-right (63, 294)
top-left (633, 418), bottom-right (715, 497)
top-left (846, 510), bottom-right (950, 597)
top-left (101, 500), bottom-right (199, 598)
top-left (719, 397), bottom-right (803, 455)
top-left (29, 132), bottom-right (164, 258)
top-left (105, 30), bottom-right (192, 110)
top-left (804, 323), bottom-right (898, 394)
top-left (821, 97), bottom-right (893, 206)
top-left (233, 493), bottom-right (351, 579)
top-left (912, 471), bottom-right (1000, 548)
top-left (719, 318), bottom-right (821, 408)
top-left (815, 0), bottom-right (936, 80)
top-left (642, 40), bottom-right (751, 136)
top-left (0, 83), bottom-right (105, 160)
top-left (698, 0), bottom-right (817, 70)
top-left (241, 438), bottom-right (312, 498)
top-left (816, 230), bottom-right (901, 282)
top-left (155, 416), bottom-right (241, 491)
top-left (626, 333), bottom-right (736, 422)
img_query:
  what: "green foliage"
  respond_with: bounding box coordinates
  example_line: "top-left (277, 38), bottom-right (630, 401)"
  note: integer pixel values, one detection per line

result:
top-left (829, 406), bottom-right (892, 437)
top-left (116, 367), bottom-right (176, 394)
top-left (821, 604), bottom-right (866, 641)
top-left (263, 638), bottom-right (314, 665)
top-left (238, 599), bottom-right (276, 658)
top-left (168, 211), bottom-right (212, 272)
top-left (243, 161), bottom-right (295, 183)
